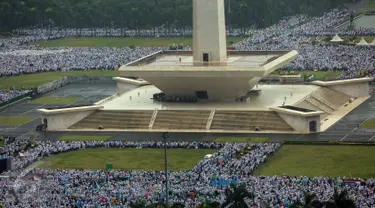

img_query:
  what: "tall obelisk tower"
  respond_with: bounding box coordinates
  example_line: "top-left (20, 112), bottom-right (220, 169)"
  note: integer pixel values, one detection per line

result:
top-left (193, 0), bottom-right (227, 65)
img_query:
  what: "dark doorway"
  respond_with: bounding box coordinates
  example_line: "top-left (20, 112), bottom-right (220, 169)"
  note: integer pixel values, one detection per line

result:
top-left (203, 53), bottom-right (209, 62)
top-left (43, 118), bottom-right (48, 127)
top-left (195, 91), bottom-right (208, 99)
top-left (309, 120), bottom-right (317, 132)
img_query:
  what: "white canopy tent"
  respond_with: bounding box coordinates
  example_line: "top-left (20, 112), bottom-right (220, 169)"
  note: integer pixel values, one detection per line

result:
top-left (357, 37), bottom-right (369, 46)
top-left (330, 34), bottom-right (344, 43)
top-left (369, 38), bottom-right (375, 46)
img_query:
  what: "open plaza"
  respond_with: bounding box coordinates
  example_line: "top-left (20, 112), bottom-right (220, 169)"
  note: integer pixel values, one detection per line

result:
top-left (2, 0), bottom-right (375, 207)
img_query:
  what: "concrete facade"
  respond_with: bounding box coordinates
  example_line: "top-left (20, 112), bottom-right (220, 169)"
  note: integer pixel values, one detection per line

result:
top-left (38, 106), bottom-right (102, 130)
top-left (271, 107), bottom-right (323, 133)
top-left (113, 77), bottom-right (148, 94)
top-left (120, 50), bottom-right (298, 101)
top-left (330, 82), bottom-right (369, 98)
top-left (193, 0), bottom-right (227, 64)
top-left (312, 77), bottom-right (373, 98)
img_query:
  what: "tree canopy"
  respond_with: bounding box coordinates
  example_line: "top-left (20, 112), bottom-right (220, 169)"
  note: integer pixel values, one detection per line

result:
top-left (0, 0), bottom-right (353, 32)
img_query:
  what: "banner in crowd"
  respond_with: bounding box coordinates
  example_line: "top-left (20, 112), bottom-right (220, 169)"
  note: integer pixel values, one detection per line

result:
top-left (343, 179), bottom-right (361, 186)
top-left (209, 179), bottom-right (238, 187)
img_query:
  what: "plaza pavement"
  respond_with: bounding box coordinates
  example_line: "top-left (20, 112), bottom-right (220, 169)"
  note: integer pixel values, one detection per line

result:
top-left (0, 83), bottom-right (375, 142)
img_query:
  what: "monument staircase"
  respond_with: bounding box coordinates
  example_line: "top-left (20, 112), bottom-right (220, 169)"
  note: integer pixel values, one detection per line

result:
top-left (296, 87), bottom-right (351, 118)
top-left (153, 110), bottom-right (210, 130)
top-left (69, 110), bottom-right (153, 129)
top-left (210, 111), bottom-right (293, 131)
top-left (68, 109), bottom-right (295, 132)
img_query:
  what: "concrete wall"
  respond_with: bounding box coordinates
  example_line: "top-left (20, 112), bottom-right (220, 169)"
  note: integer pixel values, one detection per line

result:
top-left (193, 0), bottom-right (227, 63)
top-left (133, 76), bottom-right (255, 101)
top-left (43, 110), bottom-right (96, 130)
top-left (68, 76), bottom-right (115, 84)
top-left (329, 82), bottom-right (369, 98)
top-left (276, 113), bottom-right (320, 133)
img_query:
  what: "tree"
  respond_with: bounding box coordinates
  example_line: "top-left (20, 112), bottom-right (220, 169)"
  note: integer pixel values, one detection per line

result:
top-left (171, 202), bottom-right (185, 208)
top-left (152, 202), bottom-right (168, 208)
top-left (129, 200), bottom-right (147, 208)
top-left (0, 0), bottom-right (354, 32)
top-left (290, 192), bottom-right (323, 208)
top-left (323, 188), bottom-right (356, 208)
top-left (0, 136), bottom-right (5, 147)
top-left (199, 201), bottom-right (221, 208)
top-left (221, 183), bottom-right (254, 208)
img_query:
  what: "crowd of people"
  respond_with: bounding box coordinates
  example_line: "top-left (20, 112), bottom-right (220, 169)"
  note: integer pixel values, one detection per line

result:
top-left (0, 8), bottom-right (373, 83)
top-left (1, 9), bottom-right (375, 206)
top-left (0, 139), bottom-right (374, 207)
top-left (0, 47), bottom-right (159, 76)
top-left (0, 89), bottom-right (32, 106)
top-left (0, 9), bottom-right (374, 79)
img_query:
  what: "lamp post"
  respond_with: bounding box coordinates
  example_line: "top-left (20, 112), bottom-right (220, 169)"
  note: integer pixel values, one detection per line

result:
top-left (162, 132), bottom-right (169, 205)
top-left (227, 0), bottom-right (232, 34)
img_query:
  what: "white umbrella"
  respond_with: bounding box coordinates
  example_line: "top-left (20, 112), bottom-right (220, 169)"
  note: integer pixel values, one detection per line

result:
top-left (330, 34), bottom-right (344, 43)
top-left (356, 37), bottom-right (369, 46)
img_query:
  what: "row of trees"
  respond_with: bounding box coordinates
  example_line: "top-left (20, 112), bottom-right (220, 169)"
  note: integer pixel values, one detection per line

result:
top-left (129, 184), bottom-right (357, 208)
top-left (1, 0), bottom-right (354, 32)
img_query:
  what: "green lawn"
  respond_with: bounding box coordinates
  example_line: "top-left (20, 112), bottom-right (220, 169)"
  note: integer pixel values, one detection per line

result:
top-left (360, 120), bottom-right (375, 129)
top-left (0, 70), bottom-right (119, 90)
top-left (39, 148), bottom-right (216, 171)
top-left (274, 70), bottom-right (340, 80)
top-left (250, 137), bottom-right (269, 143)
top-left (255, 145), bottom-right (375, 178)
top-left (0, 116), bottom-right (35, 125)
top-left (366, 0), bottom-right (375, 8)
top-left (58, 135), bottom-right (112, 141)
top-left (214, 137), bottom-right (269, 143)
top-left (214, 137), bottom-right (250, 143)
top-left (31, 37), bottom-right (244, 48)
top-left (28, 97), bottom-right (80, 105)
top-left (300, 70), bottom-right (341, 80)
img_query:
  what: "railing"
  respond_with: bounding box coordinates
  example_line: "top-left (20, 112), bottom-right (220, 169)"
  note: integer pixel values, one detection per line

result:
top-left (149, 109), bottom-right (158, 129)
top-left (206, 110), bottom-right (215, 130)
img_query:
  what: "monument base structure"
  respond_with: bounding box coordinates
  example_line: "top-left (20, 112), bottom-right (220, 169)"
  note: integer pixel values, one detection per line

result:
top-left (36, 0), bottom-right (374, 134)
top-left (119, 50), bottom-right (298, 101)
top-left (37, 77), bottom-right (373, 134)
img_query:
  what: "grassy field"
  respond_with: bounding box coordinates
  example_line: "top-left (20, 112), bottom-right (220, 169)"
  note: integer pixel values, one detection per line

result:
top-left (274, 70), bottom-right (340, 80)
top-left (360, 120), bottom-right (375, 129)
top-left (214, 137), bottom-right (269, 143)
top-left (0, 70), bottom-right (118, 90)
top-left (255, 145), bottom-right (375, 178)
top-left (300, 70), bottom-right (341, 80)
top-left (250, 137), bottom-right (269, 143)
top-left (58, 135), bottom-right (112, 141)
top-left (32, 37), bottom-right (244, 48)
top-left (0, 116), bottom-right (35, 125)
top-left (366, 0), bottom-right (375, 8)
top-left (28, 97), bottom-right (80, 105)
top-left (39, 148), bottom-right (216, 171)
